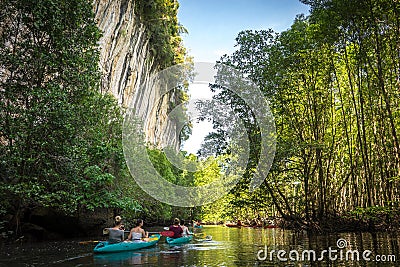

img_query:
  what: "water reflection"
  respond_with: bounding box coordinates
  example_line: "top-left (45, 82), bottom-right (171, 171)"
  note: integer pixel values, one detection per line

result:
top-left (0, 226), bottom-right (398, 266)
top-left (256, 231), bottom-right (399, 267)
top-left (93, 248), bottom-right (158, 266)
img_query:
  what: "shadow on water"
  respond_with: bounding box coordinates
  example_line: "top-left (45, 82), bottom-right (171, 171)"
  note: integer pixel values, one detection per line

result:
top-left (0, 226), bottom-right (399, 266)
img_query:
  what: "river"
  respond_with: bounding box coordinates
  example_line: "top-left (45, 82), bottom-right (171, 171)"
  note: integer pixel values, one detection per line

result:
top-left (0, 226), bottom-right (398, 266)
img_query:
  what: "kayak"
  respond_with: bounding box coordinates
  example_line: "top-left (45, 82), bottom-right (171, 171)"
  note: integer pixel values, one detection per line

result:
top-left (264, 225), bottom-right (278, 229)
top-left (166, 235), bottom-right (193, 245)
top-left (93, 234), bottom-right (161, 253)
top-left (193, 225), bottom-right (203, 229)
top-left (225, 223), bottom-right (241, 228)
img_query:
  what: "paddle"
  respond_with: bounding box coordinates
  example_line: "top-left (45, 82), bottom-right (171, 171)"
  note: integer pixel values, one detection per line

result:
top-left (160, 231), bottom-right (175, 237)
top-left (161, 227), bottom-right (211, 240)
top-left (144, 230), bottom-right (175, 237)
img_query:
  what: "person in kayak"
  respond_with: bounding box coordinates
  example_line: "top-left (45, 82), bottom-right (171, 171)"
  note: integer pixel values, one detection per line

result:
top-left (193, 220), bottom-right (202, 228)
top-left (127, 219), bottom-right (149, 243)
top-left (107, 215), bottom-right (125, 244)
top-left (168, 218), bottom-right (183, 238)
top-left (180, 220), bottom-right (193, 236)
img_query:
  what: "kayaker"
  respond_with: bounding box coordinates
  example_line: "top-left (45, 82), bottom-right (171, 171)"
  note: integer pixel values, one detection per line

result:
top-left (168, 218), bottom-right (183, 238)
top-left (127, 219), bottom-right (149, 243)
top-left (107, 215), bottom-right (125, 244)
top-left (180, 220), bottom-right (193, 236)
top-left (193, 220), bottom-right (202, 228)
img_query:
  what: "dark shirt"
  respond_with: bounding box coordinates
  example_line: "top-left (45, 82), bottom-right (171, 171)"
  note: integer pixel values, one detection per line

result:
top-left (169, 225), bottom-right (183, 238)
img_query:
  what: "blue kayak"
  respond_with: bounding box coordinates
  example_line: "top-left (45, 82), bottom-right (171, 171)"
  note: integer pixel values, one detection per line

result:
top-left (166, 235), bottom-right (193, 245)
top-left (93, 234), bottom-right (161, 253)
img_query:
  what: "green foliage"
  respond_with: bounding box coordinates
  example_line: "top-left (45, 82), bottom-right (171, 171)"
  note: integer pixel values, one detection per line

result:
top-left (135, 0), bottom-right (193, 145)
top-left (147, 149), bottom-right (179, 184)
top-left (0, 0), bottom-right (141, 226)
top-left (135, 0), bottom-right (188, 67)
top-left (120, 148), bottom-right (199, 223)
top-left (348, 206), bottom-right (393, 221)
top-left (79, 166), bottom-right (115, 210)
top-left (2, 0), bottom-right (399, 232)
top-left (197, 0), bottom-right (400, 228)
top-left (0, 0), bottom-right (193, 231)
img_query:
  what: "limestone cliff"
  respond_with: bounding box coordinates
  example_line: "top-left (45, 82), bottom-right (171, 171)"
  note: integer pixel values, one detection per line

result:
top-left (93, 0), bottom-right (180, 150)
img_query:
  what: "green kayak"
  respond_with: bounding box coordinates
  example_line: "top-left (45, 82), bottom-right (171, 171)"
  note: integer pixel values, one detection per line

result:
top-left (166, 235), bottom-right (193, 245)
top-left (93, 234), bottom-right (161, 253)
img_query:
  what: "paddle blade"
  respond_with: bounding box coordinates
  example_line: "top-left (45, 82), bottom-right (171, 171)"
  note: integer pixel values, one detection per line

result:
top-left (160, 231), bottom-right (175, 237)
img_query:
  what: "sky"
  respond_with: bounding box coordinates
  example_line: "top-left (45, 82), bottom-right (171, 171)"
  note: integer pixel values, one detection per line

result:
top-left (178, 0), bottom-right (310, 154)
top-left (178, 0), bottom-right (310, 63)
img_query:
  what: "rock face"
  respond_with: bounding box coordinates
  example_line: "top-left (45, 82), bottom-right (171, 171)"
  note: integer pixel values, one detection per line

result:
top-left (93, 0), bottom-right (180, 150)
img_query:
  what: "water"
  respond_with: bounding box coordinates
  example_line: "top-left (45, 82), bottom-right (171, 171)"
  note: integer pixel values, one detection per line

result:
top-left (0, 226), bottom-right (398, 266)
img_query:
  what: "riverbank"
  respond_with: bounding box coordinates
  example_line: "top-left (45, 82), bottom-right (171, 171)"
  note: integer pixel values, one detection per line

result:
top-left (279, 213), bottom-right (400, 233)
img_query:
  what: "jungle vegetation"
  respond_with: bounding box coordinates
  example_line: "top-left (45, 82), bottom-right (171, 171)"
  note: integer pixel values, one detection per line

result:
top-left (1, 0), bottom-right (399, 237)
top-left (199, 0), bottom-right (400, 232)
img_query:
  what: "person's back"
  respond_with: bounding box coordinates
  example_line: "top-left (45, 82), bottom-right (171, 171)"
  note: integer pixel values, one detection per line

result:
top-left (169, 218), bottom-right (183, 238)
top-left (127, 219), bottom-right (149, 242)
top-left (181, 220), bottom-right (192, 236)
top-left (130, 231), bottom-right (143, 242)
top-left (107, 216), bottom-right (124, 244)
top-left (108, 228), bottom-right (124, 244)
